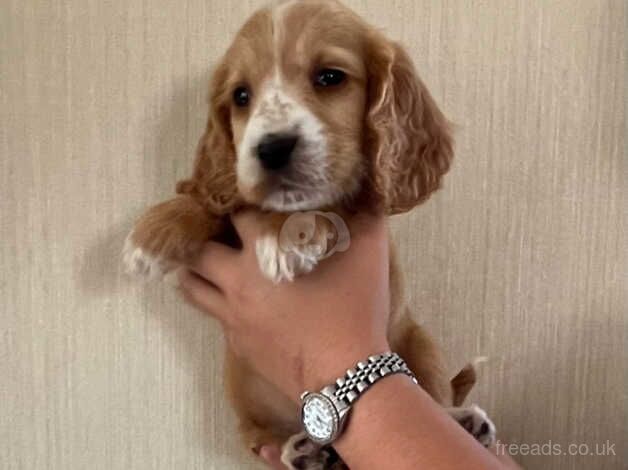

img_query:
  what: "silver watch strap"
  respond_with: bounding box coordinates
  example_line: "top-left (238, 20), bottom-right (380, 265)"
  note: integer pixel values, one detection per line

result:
top-left (330, 352), bottom-right (418, 406)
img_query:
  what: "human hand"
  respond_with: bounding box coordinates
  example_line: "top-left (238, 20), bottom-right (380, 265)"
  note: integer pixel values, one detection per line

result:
top-left (178, 210), bottom-right (391, 401)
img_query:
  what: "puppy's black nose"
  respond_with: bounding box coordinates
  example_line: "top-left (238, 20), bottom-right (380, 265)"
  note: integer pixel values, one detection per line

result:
top-left (256, 133), bottom-right (298, 170)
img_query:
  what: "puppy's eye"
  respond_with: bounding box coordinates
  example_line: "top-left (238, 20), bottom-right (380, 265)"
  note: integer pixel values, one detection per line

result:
top-left (314, 69), bottom-right (346, 88)
top-left (233, 86), bottom-right (251, 107)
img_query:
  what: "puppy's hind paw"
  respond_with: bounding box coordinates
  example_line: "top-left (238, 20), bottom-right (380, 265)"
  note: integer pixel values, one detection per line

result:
top-left (447, 404), bottom-right (497, 448)
top-left (280, 432), bottom-right (346, 470)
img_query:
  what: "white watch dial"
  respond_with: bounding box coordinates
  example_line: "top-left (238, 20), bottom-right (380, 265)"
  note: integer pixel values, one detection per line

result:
top-left (302, 393), bottom-right (338, 443)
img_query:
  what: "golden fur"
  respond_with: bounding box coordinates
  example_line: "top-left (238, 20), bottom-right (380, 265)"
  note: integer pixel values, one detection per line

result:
top-left (125, 0), bottom-right (481, 465)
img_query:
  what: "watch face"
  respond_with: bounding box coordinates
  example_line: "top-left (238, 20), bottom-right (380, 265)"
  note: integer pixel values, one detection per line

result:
top-left (301, 393), bottom-right (338, 444)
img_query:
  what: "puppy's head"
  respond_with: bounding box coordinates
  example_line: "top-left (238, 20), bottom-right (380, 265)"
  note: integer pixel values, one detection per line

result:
top-left (188, 0), bottom-right (453, 215)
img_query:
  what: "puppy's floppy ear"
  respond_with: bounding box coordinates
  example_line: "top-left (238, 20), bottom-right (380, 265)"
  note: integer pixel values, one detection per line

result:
top-left (365, 39), bottom-right (453, 214)
top-left (177, 61), bottom-right (240, 215)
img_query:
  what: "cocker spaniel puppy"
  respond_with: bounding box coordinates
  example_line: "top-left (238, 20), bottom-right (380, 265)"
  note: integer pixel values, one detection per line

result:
top-left (124, 0), bottom-right (495, 468)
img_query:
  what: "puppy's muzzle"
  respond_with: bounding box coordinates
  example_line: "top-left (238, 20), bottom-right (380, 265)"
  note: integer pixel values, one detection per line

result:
top-left (256, 133), bottom-right (299, 170)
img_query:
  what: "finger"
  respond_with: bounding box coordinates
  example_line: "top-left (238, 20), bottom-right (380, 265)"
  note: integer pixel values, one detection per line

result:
top-left (187, 240), bottom-right (239, 290)
top-left (230, 209), bottom-right (264, 242)
top-left (177, 269), bottom-right (230, 323)
top-left (259, 445), bottom-right (288, 470)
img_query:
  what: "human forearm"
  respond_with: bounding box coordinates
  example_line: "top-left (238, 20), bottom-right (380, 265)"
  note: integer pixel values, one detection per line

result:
top-left (334, 374), bottom-right (504, 470)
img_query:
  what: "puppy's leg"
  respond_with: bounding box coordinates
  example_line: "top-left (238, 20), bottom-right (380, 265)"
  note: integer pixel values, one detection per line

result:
top-left (224, 347), bottom-right (303, 462)
top-left (446, 405), bottom-right (497, 448)
top-left (123, 195), bottom-right (222, 278)
top-left (389, 313), bottom-right (452, 405)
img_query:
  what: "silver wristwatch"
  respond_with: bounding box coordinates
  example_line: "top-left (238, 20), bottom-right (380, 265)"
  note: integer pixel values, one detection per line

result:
top-left (299, 352), bottom-right (418, 445)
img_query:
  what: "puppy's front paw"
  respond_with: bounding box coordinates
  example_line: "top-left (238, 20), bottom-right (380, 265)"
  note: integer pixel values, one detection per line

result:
top-left (256, 234), bottom-right (319, 283)
top-left (122, 195), bottom-right (215, 281)
top-left (123, 230), bottom-right (173, 279)
top-left (447, 404), bottom-right (497, 447)
top-left (256, 211), bottom-right (350, 283)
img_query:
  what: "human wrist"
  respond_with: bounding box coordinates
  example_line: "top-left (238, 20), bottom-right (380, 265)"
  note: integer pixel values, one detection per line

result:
top-left (334, 373), bottom-right (417, 434)
top-left (331, 373), bottom-right (418, 462)
top-left (295, 336), bottom-right (391, 402)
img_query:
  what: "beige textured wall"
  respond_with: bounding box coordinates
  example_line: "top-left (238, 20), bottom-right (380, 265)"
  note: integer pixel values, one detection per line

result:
top-left (1, 1), bottom-right (625, 469)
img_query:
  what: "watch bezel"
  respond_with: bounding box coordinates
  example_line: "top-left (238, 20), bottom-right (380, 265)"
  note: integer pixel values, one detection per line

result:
top-left (300, 391), bottom-right (340, 445)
